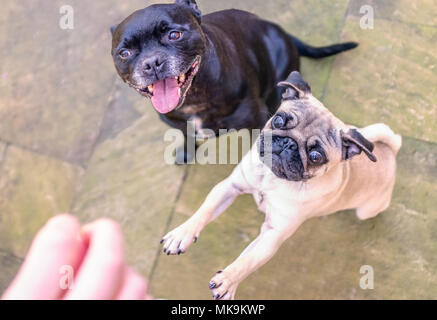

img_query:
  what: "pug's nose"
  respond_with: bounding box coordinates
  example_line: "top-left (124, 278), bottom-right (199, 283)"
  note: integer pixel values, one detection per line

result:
top-left (272, 136), bottom-right (298, 154)
top-left (143, 57), bottom-right (165, 76)
top-left (280, 137), bottom-right (297, 151)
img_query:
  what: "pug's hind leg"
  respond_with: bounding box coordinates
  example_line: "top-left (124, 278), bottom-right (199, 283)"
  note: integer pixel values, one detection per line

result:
top-left (356, 184), bottom-right (394, 220)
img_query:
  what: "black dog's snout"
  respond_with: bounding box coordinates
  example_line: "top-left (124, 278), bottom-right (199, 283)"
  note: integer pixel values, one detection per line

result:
top-left (143, 56), bottom-right (165, 75)
top-left (272, 136), bottom-right (298, 154)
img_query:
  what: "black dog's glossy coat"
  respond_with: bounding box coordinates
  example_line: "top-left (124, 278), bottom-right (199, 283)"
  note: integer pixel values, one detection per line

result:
top-left (160, 9), bottom-right (301, 132)
top-left (111, 1), bottom-right (358, 157)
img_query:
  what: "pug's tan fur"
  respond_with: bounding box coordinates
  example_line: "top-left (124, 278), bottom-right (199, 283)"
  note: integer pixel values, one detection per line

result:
top-left (161, 72), bottom-right (401, 300)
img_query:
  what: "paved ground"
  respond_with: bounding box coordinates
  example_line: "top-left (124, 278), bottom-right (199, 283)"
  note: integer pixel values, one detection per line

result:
top-left (0, 0), bottom-right (436, 299)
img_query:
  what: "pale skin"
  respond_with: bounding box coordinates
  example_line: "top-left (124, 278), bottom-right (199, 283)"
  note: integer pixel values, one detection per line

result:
top-left (2, 214), bottom-right (151, 300)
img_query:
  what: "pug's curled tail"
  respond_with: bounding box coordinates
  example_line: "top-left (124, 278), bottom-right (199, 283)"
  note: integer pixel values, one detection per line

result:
top-left (291, 35), bottom-right (358, 58)
top-left (360, 123), bottom-right (402, 156)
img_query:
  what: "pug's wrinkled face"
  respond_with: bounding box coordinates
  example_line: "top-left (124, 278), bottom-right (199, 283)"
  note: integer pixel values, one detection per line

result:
top-left (259, 72), bottom-right (376, 182)
top-left (111, 0), bottom-right (206, 114)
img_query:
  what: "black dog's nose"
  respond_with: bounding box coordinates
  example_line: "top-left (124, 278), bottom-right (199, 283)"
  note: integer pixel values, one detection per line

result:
top-left (272, 136), bottom-right (298, 154)
top-left (143, 56), bottom-right (165, 75)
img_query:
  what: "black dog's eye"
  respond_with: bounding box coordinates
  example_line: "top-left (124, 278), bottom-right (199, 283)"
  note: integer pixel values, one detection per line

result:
top-left (309, 150), bottom-right (324, 165)
top-left (168, 31), bottom-right (182, 41)
top-left (118, 49), bottom-right (132, 60)
top-left (272, 115), bottom-right (286, 129)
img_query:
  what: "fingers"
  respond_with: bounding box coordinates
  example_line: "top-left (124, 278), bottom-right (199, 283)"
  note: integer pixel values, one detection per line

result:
top-left (65, 219), bottom-right (125, 300)
top-left (3, 215), bottom-right (151, 301)
top-left (115, 267), bottom-right (149, 300)
top-left (2, 214), bottom-right (86, 300)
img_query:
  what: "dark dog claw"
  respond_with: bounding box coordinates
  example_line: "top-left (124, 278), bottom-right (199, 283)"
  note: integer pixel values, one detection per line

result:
top-left (209, 282), bottom-right (216, 289)
top-left (194, 237), bottom-right (198, 243)
top-left (215, 294), bottom-right (220, 300)
top-left (177, 249), bottom-right (182, 255)
top-left (160, 239), bottom-right (164, 244)
top-left (216, 270), bottom-right (222, 274)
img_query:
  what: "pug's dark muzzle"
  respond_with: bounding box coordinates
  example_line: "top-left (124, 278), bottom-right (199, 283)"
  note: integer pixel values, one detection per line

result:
top-left (259, 134), bottom-right (304, 181)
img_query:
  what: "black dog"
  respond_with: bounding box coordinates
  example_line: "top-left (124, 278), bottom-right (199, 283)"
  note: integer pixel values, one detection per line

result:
top-left (111, 0), bottom-right (357, 161)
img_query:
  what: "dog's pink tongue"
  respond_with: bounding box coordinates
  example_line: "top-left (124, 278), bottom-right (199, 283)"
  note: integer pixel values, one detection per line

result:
top-left (151, 79), bottom-right (180, 114)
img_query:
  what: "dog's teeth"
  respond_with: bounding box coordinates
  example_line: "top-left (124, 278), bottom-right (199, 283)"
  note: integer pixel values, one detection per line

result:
top-left (179, 74), bottom-right (186, 83)
top-left (148, 85), bottom-right (153, 93)
top-left (178, 88), bottom-right (182, 97)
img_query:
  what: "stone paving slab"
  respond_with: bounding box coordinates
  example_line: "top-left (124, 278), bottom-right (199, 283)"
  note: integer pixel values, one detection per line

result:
top-left (0, 142), bottom-right (7, 165)
top-left (348, 0), bottom-right (437, 27)
top-left (0, 249), bottom-right (23, 294)
top-left (0, 0), bottom-right (151, 165)
top-left (71, 85), bottom-right (187, 277)
top-left (150, 136), bottom-right (437, 300)
top-left (0, 146), bottom-right (83, 258)
top-left (323, 16), bottom-right (437, 142)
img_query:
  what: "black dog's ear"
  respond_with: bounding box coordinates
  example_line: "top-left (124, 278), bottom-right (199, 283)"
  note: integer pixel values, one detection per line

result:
top-left (277, 71), bottom-right (311, 100)
top-left (175, 0), bottom-right (202, 23)
top-left (341, 129), bottom-right (377, 162)
top-left (110, 25), bottom-right (117, 36)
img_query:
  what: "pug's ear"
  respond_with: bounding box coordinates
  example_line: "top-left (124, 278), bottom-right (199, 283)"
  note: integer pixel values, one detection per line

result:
top-left (110, 25), bottom-right (117, 36)
top-left (278, 71), bottom-right (311, 100)
top-left (341, 129), bottom-right (377, 162)
top-left (175, 0), bottom-right (202, 23)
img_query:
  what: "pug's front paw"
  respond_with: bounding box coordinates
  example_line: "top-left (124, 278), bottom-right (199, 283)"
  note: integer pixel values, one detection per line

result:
top-left (209, 270), bottom-right (238, 300)
top-left (161, 220), bottom-right (200, 255)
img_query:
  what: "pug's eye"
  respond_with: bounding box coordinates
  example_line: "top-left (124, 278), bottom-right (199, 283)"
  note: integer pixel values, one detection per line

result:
top-left (272, 115), bottom-right (286, 129)
top-left (309, 150), bottom-right (324, 165)
top-left (118, 49), bottom-right (132, 60)
top-left (168, 31), bottom-right (182, 41)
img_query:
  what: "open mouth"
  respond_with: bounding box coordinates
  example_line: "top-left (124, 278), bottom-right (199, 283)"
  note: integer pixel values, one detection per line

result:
top-left (132, 56), bottom-right (201, 114)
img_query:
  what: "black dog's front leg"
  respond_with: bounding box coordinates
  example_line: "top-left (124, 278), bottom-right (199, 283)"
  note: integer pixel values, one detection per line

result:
top-left (159, 113), bottom-right (197, 165)
top-left (175, 134), bottom-right (197, 165)
top-left (218, 98), bottom-right (270, 132)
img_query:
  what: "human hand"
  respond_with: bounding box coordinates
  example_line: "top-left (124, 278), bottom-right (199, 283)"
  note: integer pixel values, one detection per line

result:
top-left (2, 214), bottom-right (151, 300)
